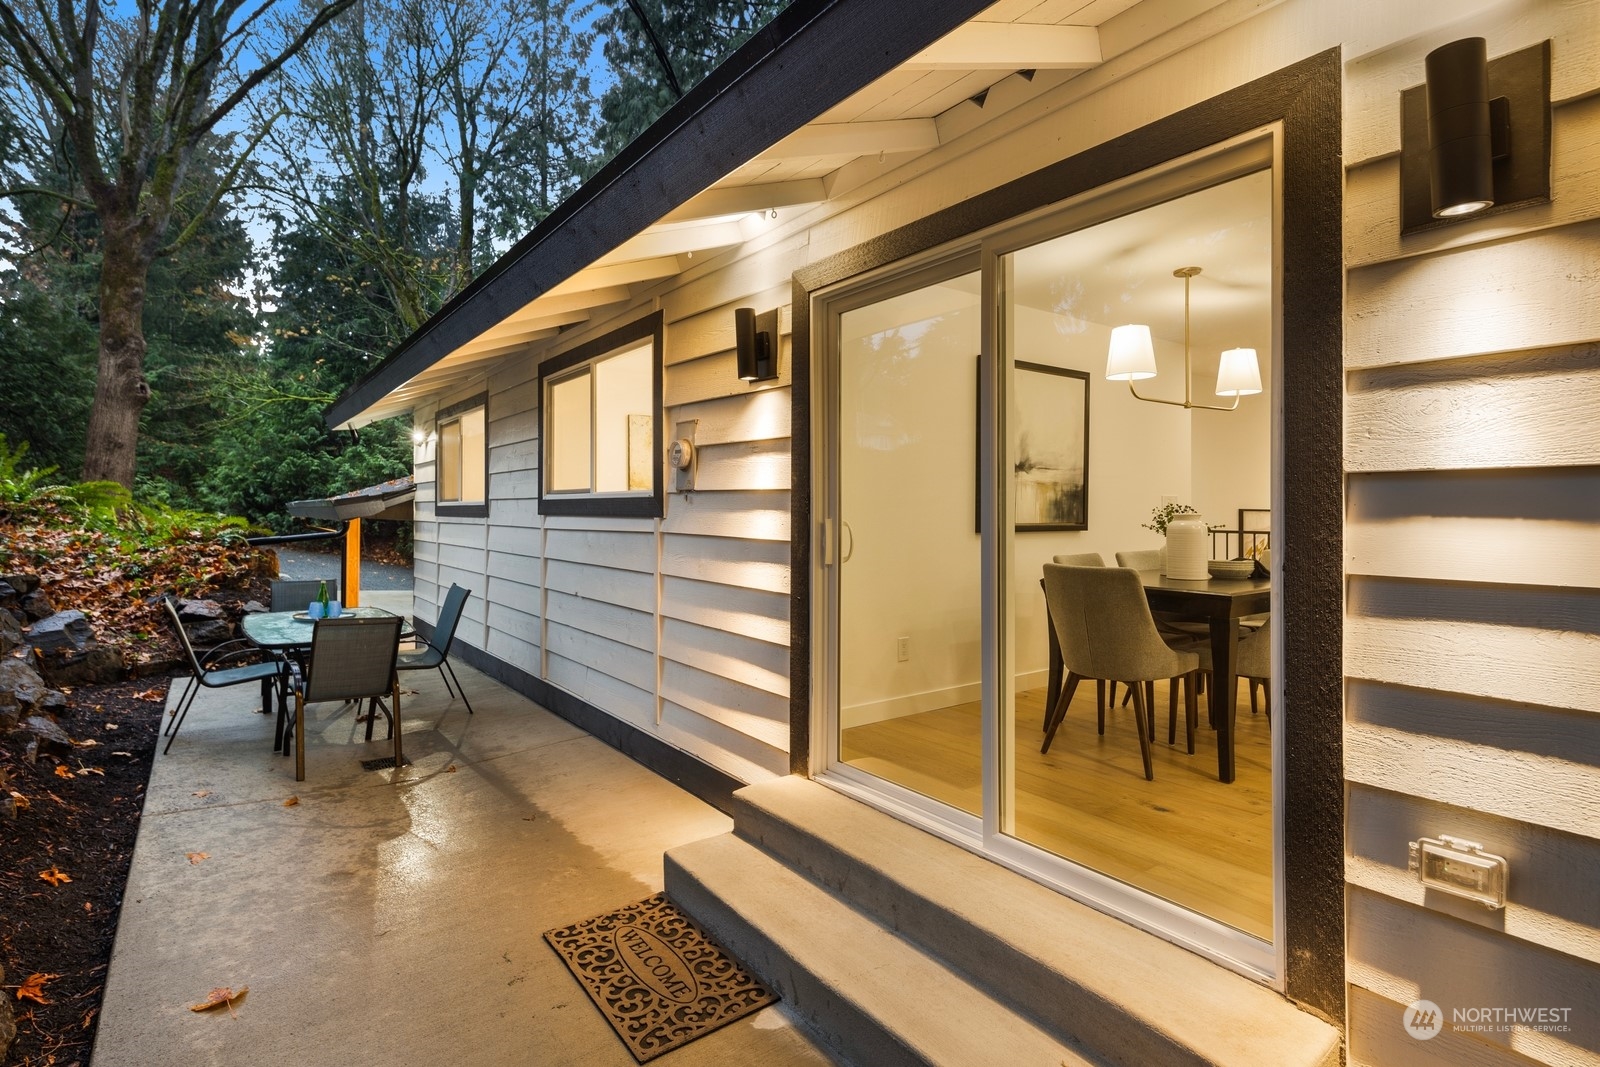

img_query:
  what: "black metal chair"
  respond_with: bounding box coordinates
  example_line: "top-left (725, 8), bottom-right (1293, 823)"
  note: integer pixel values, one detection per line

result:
top-left (161, 596), bottom-right (286, 755)
top-left (283, 614), bottom-right (404, 781)
top-left (397, 584), bottom-right (473, 714)
top-left (270, 578), bottom-right (339, 612)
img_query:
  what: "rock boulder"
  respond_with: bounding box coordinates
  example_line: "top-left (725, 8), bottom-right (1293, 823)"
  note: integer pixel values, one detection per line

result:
top-left (25, 611), bottom-right (125, 686)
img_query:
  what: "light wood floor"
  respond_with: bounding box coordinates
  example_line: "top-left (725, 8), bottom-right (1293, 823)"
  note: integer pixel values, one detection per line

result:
top-left (840, 678), bottom-right (1273, 939)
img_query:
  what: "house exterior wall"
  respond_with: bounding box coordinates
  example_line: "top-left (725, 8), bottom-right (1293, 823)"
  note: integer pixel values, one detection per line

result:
top-left (401, 0), bottom-right (1599, 1058)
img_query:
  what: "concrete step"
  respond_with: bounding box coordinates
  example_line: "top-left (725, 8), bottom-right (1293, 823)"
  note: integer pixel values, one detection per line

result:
top-left (718, 776), bottom-right (1341, 1067)
top-left (666, 831), bottom-right (1102, 1067)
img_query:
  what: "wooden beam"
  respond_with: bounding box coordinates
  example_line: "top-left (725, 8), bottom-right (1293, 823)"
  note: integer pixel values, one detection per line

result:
top-left (594, 219), bottom-right (748, 264)
top-left (902, 22), bottom-right (1101, 70)
top-left (500, 285), bottom-right (634, 326)
top-left (343, 519), bottom-right (361, 608)
top-left (545, 256), bottom-right (686, 296)
top-left (756, 118), bottom-right (940, 161)
top-left (660, 178), bottom-right (828, 223)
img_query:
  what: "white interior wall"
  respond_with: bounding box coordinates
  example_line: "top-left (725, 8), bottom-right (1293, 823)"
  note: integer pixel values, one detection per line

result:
top-left (838, 282), bottom-right (982, 725)
top-left (1190, 359), bottom-right (1272, 550)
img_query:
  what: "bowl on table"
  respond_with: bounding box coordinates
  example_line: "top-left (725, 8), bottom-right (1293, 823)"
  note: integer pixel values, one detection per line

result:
top-left (1207, 559), bottom-right (1256, 580)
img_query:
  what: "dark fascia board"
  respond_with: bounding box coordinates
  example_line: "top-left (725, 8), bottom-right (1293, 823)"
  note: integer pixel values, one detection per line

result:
top-left (287, 477), bottom-right (417, 521)
top-left (325, 0), bottom-right (993, 429)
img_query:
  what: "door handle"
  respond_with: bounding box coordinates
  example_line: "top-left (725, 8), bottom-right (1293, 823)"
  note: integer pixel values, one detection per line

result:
top-left (841, 520), bottom-right (854, 563)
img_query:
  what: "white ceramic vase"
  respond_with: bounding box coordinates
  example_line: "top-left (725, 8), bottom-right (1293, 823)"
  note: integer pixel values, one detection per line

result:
top-left (1165, 515), bottom-right (1210, 580)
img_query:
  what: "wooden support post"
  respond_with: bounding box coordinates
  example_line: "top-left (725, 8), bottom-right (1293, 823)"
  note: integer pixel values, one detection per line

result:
top-left (343, 518), bottom-right (361, 607)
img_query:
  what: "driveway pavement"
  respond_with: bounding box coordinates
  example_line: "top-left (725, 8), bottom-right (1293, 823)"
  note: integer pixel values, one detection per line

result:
top-left (274, 547), bottom-right (413, 591)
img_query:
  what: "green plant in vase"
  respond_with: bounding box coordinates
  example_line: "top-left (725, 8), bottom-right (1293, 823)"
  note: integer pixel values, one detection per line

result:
top-left (1141, 502), bottom-right (1198, 537)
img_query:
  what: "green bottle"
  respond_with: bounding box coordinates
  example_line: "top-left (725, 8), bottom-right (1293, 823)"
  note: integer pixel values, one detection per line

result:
top-left (318, 580), bottom-right (330, 616)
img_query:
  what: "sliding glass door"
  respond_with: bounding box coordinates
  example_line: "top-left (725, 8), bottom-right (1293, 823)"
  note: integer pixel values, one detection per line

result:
top-left (816, 137), bottom-right (1279, 975)
top-left (826, 262), bottom-right (984, 817)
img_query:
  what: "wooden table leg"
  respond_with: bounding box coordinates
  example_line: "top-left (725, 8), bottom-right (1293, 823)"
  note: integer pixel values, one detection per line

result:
top-left (1209, 617), bottom-right (1238, 783)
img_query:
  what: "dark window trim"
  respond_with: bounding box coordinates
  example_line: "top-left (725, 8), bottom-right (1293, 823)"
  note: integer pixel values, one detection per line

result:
top-left (789, 49), bottom-right (1343, 1021)
top-left (537, 311), bottom-right (665, 519)
top-left (435, 392), bottom-right (489, 518)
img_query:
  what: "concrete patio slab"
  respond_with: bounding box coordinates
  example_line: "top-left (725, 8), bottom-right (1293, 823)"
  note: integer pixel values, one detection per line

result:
top-left (92, 660), bottom-right (833, 1067)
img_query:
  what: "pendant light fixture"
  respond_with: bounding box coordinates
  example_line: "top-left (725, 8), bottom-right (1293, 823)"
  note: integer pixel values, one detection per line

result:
top-left (1104, 266), bottom-right (1260, 411)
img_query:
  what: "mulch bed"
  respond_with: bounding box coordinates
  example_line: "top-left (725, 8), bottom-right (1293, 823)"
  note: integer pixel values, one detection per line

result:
top-left (0, 674), bottom-right (171, 1067)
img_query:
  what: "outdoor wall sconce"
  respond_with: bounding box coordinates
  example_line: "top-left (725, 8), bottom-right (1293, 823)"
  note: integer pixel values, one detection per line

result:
top-left (735, 306), bottom-right (778, 382)
top-left (1399, 38), bottom-right (1551, 235)
top-left (1105, 266), bottom-right (1260, 412)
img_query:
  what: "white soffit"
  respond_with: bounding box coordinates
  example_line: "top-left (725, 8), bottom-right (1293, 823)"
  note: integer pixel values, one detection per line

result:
top-left (362, 3), bottom-right (1130, 423)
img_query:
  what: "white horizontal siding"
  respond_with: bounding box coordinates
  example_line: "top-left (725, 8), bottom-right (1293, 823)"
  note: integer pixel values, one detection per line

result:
top-left (1342, 15), bottom-right (1600, 1063)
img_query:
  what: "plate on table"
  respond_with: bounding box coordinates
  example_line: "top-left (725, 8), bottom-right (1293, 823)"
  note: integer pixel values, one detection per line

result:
top-left (1207, 559), bottom-right (1256, 580)
top-left (291, 612), bottom-right (320, 622)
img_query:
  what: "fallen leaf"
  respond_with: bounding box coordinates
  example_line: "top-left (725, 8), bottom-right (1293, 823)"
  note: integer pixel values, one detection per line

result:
top-left (83, 901), bottom-right (93, 913)
top-left (133, 687), bottom-right (166, 702)
top-left (82, 1006), bottom-right (99, 1029)
top-left (9, 791), bottom-right (28, 811)
top-left (283, 796), bottom-right (299, 807)
top-left (186, 852), bottom-right (209, 865)
top-left (103, 722), bottom-right (119, 730)
top-left (189, 985), bottom-right (248, 1013)
top-left (192, 790), bottom-right (212, 798)
top-left (76, 766), bottom-right (105, 776)
top-left (446, 764), bottom-right (457, 773)
top-left (73, 738), bottom-right (100, 747)
top-left (39, 866), bottom-right (72, 886)
top-left (16, 973), bottom-right (59, 1004)
top-left (54, 765), bottom-right (73, 779)
top-left (112, 751), bottom-right (134, 757)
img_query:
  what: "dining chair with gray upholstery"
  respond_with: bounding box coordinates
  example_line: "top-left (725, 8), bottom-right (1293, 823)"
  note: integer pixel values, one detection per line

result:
top-left (1044, 553), bottom-right (1115, 728)
top-left (283, 614), bottom-right (403, 781)
top-left (1197, 625), bottom-right (1272, 723)
top-left (1040, 564), bottom-right (1200, 780)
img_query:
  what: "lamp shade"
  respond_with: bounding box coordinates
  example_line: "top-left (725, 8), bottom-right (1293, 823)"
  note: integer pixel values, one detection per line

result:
top-left (1215, 347), bottom-right (1262, 396)
top-left (1106, 324), bottom-right (1157, 380)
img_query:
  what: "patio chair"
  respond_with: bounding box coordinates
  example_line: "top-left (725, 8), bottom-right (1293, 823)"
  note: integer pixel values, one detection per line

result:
top-left (1040, 564), bottom-right (1200, 780)
top-left (283, 614), bottom-right (404, 781)
top-left (270, 578), bottom-right (339, 612)
top-left (161, 596), bottom-right (287, 755)
top-left (397, 584), bottom-right (474, 714)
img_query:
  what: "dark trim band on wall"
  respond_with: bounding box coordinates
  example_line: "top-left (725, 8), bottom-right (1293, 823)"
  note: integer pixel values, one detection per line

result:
top-left (418, 621), bottom-right (744, 814)
top-left (789, 48), bottom-right (1344, 1022)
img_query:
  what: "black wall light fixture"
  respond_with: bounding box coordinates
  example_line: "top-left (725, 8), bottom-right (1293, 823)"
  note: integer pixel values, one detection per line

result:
top-left (1399, 38), bottom-right (1551, 235)
top-left (735, 306), bottom-right (779, 382)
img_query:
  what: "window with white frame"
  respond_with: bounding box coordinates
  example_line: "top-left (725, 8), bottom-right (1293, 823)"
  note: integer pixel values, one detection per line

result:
top-left (539, 312), bottom-right (663, 517)
top-left (436, 395), bottom-right (487, 516)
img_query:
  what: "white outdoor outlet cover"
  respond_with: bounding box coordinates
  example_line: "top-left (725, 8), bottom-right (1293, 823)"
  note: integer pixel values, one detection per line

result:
top-left (1408, 835), bottom-right (1508, 909)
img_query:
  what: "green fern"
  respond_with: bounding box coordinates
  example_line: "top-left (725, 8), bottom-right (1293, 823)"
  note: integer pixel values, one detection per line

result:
top-left (0, 434), bottom-right (60, 504)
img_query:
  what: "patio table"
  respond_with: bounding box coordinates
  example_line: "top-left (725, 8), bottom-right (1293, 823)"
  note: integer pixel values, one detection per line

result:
top-left (240, 606), bottom-right (405, 754)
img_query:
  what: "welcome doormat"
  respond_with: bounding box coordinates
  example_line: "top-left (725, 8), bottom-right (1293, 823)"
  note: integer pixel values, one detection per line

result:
top-left (543, 893), bottom-right (777, 1062)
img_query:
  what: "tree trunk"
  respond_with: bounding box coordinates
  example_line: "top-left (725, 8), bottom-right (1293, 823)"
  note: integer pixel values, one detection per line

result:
top-left (80, 225), bottom-right (152, 487)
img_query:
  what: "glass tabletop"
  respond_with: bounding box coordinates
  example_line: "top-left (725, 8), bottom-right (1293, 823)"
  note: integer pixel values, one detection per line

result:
top-left (240, 606), bottom-right (401, 650)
